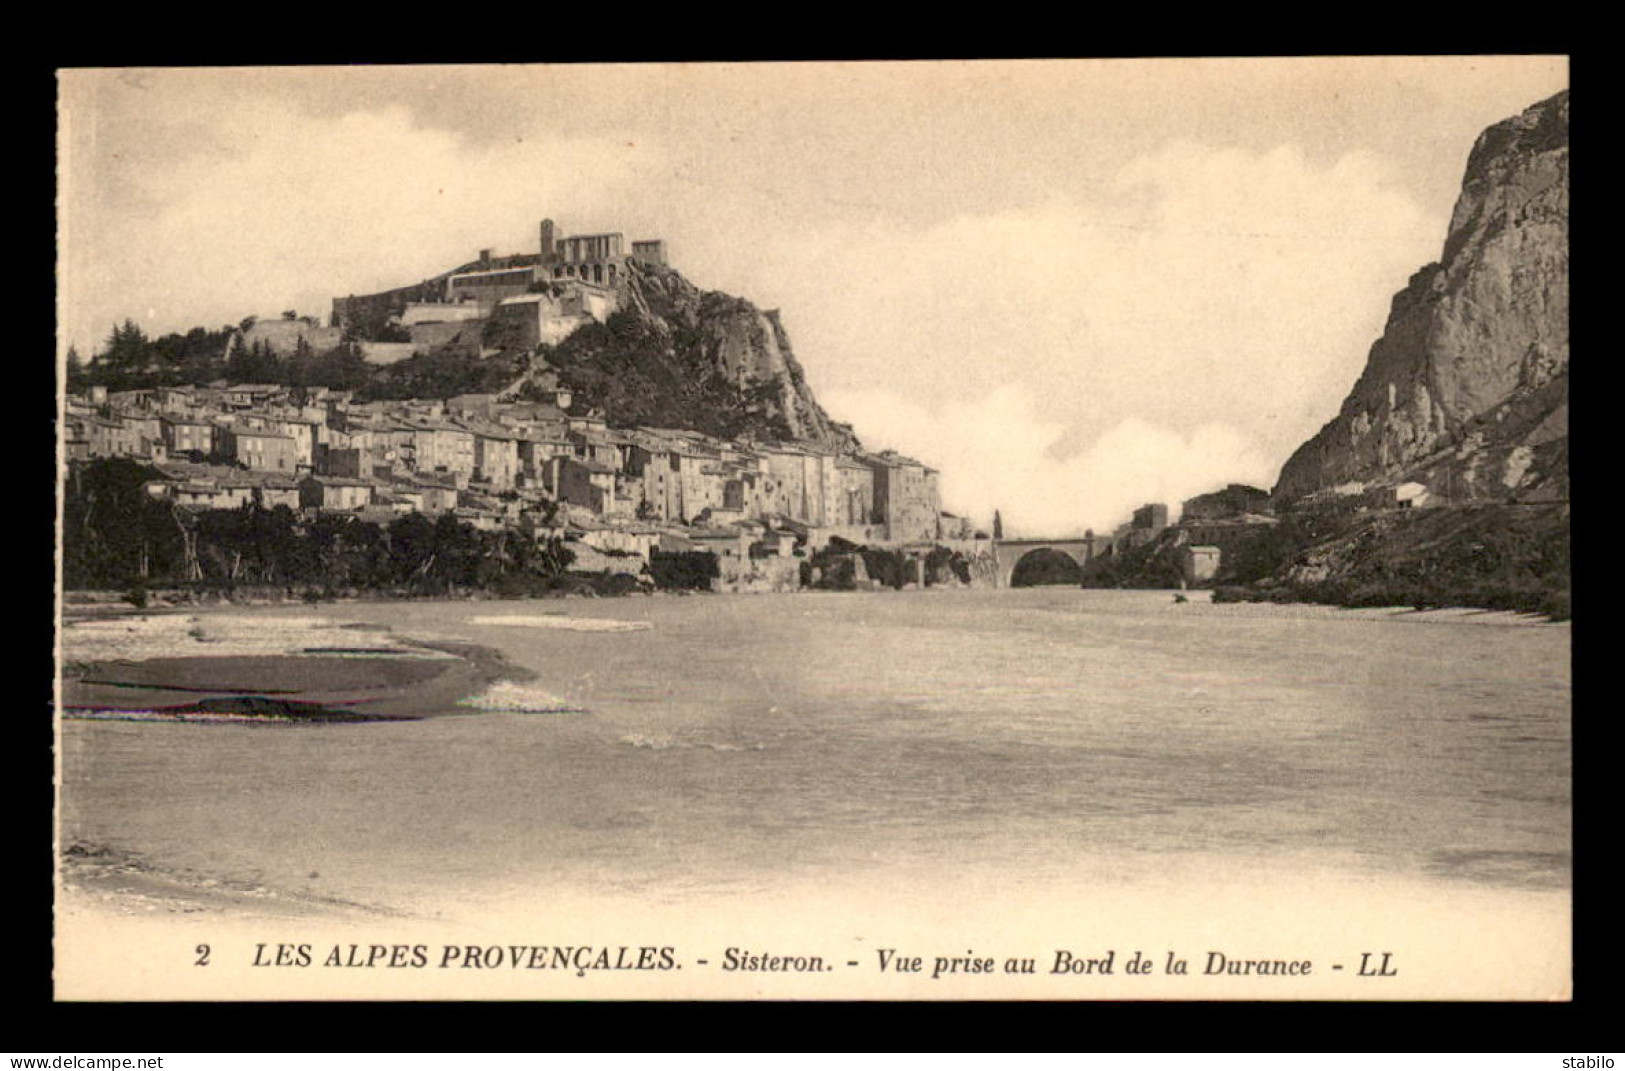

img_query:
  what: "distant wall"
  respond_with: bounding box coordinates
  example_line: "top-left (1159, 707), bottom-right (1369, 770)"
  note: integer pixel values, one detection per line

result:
top-left (332, 279), bottom-right (449, 334)
top-left (558, 233), bottom-right (624, 263)
top-left (409, 320), bottom-right (484, 357)
top-left (714, 554), bottom-right (801, 594)
top-left (399, 303), bottom-right (488, 327)
top-left (237, 319), bottom-right (345, 357)
top-left (446, 267), bottom-right (538, 305)
top-left (358, 342), bottom-right (419, 366)
top-left (563, 542), bottom-right (644, 575)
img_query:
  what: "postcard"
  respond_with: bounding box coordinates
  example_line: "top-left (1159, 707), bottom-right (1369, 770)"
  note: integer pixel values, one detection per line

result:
top-left (54, 56), bottom-right (1571, 1001)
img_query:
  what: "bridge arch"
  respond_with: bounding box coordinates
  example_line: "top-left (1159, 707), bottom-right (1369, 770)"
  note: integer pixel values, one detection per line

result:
top-left (1009, 547), bottom-right (1084, 587)
top-left (993, 537), bottom-right (1099, 589)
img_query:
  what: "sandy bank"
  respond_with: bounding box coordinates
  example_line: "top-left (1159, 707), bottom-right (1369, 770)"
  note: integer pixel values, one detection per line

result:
top-left (58, 842), bottom-right (405, 921)
top-left (58, 610), bottom-right (445, 663)
top-left (58, 606), bottom-right (535, 722)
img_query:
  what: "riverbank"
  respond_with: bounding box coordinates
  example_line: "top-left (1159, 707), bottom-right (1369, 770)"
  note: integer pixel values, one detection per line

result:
top-left (1083, 502), bottom-right (1569, 621)
top-left (58, 840), bottom-right (407, 921)
top-left (57, 591), bottom-right (1569, 912)
top-left (1212, 577), bottom-right (1571, 621)
top-left (58, 609), bottom-right (532, 722)
top-left (59, 572), bottom-right (650, 615)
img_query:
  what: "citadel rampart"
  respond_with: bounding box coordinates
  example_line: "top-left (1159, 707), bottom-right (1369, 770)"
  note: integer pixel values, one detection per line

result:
top-left (331, 217), bottom-right (669, 336)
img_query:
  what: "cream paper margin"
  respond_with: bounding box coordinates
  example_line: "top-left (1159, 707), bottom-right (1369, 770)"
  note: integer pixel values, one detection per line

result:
top-left (52, 57), bottom-right (1572, 1003)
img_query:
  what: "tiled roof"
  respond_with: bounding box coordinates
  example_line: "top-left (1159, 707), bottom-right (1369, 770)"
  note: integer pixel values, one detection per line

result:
top-left (456, 419), bottom-right (518, 440)
top-left (227, 426), bottom-right (294, 440)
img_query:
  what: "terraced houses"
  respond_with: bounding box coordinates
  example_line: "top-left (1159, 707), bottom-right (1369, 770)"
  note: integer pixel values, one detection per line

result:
top-left (62, 382), bottom-right (948, 558)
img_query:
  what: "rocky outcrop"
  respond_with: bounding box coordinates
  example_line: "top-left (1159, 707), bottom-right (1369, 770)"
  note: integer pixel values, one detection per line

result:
top-left (1274, 91), bottom-right (1569, 505)
top-left (612, 261), bottom-right (859, 449)
top-left (1215, 501), bottom-right (1571, 619)
top-left (330, 242), bottom-right (859, 449)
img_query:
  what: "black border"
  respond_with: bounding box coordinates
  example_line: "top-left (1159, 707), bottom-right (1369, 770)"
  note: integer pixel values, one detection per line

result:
top-left (31, 47), bottom-right (1603, 1042)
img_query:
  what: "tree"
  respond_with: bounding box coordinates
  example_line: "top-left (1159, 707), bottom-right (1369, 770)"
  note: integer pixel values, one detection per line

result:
top-left (993, 510), bottom-right (1004, 540)
top-left (287, 335), bottom-right (317, 390)
top-left (103, 319), bottom-right (151, 374)
top-left (229, 339), bottom-right (283, 385)
top-left (311, 342), bottom-right (374, 391)
top-left (65, 345), bottom-right (85, 389)
top-left (62, 458), bottom-right (179, 588)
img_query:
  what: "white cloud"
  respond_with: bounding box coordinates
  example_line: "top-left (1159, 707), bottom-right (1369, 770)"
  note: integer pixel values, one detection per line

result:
top-left (824, 383), bottom-right (1274, 536)
top-left (63, 100), bottom-right (660, 348)
top-left (60, 79), bottom-right (1449, 535)
top-left (790, 142), bottom-right (1431, 416)
top-left (759, 140), bottom-right (1440, 529)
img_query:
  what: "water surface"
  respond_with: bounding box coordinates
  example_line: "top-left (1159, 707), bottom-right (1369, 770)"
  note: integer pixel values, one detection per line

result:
top-left (59, 588), bottom-right (1571, 920)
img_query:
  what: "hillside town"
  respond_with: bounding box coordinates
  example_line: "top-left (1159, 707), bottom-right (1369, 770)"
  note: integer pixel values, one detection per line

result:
top-left (65, 206), bottom-right (1550, 604)
top-left (61, 217), bottom-right (983, 594)
top-left (62, 378), bottom-right (964, 588)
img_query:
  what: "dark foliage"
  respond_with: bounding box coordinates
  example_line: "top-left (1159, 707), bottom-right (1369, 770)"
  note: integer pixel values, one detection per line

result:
top-left (1210, 504), bottom-right (1570, 620)
top-left (357, 348), bottom-right (528, 402)
top-left (648, 551), bottom-right (720, 591)
top-left (858, 547), bottom-right (910, 589)
top-left (546, 310), bottom-right (793, 439)
top-left (924, 545), bottom-right (972, 586)
top-left (805, 538), bottom-right (974, 591)
top-left (1080, 541), bottom-right (1183, 589)
top-left (61, 460), bottom-right (576, 596)
top-left (75, 322), bottom-right (238, 391)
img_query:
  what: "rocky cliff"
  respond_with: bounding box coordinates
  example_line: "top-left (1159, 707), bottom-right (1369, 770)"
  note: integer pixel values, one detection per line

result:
top-left (1274, 91), bottom-right (1569, 505)
top-left (582, 260), bottom-right (857, 448)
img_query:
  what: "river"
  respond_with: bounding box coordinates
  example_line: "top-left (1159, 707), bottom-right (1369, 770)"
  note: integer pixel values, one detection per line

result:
top-left (57, 588), bottom-right (1572, 998)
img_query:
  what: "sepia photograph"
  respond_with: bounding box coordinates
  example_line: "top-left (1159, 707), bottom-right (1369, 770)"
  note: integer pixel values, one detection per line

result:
top-left (53, 57), bottom-right (1570, 1001)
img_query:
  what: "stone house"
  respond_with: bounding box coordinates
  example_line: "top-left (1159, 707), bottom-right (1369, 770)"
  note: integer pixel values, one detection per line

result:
top-left (861, 451), bottom-right (942, 543)
top-left (67, 415), bottom-right (140, 459)
top-left (552, 457), bottom-right (618, 514)
top-left (174, 481), bottom-right (254, 510)
top-left (1394, 482), bottom-right (1434, 508)
top-left (1180, 545), bottom-right (1222, 584)
top-left (299, 475), bottom-right (374, 511)
top-left (463, 421), bottom-right (520, 491)
top-left (408, 421), bottom-right (476, 478)
top-left (161, 416), bottom-right (215, 457)
top-left (517, 430), bottom-right (573, 487)
top-left (220, 426), bottom-right (299, 474)
top-left (249, 473), bottom-right (301, 510)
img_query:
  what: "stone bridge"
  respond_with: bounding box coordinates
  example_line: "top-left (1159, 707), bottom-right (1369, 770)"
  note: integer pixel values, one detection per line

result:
top-left (992, 536), bottom-right (1100, 588)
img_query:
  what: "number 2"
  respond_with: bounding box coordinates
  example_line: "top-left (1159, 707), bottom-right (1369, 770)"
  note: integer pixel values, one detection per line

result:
top-left (195, 944), bottom-right (210, 966)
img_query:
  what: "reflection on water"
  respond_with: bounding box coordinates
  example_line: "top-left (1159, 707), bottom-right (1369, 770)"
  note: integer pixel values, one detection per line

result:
top-left (60, 588), bottom-right (1571, 919)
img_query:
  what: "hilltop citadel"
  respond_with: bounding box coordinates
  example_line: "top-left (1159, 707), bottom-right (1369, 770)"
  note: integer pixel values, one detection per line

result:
top-left (63, 215), bottom-right (1320, 597)
top-left (64, 217), bottom-right (974, 594)
top-left (329, 218), bottom-right (663, 354)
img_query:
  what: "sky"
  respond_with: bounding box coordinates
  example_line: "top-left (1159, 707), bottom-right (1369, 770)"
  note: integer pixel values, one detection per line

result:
top-left (57, 57), bottom-right (1569, 536)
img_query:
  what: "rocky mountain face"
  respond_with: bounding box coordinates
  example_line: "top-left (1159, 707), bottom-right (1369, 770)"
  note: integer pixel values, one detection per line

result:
top-left (604, 261), bottom-right (859, 449)
top-left (1274, 90), bottom-right (1569, 505)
